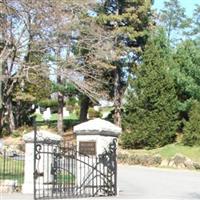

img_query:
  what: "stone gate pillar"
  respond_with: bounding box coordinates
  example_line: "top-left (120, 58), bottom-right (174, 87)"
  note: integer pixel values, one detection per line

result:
top-left (73, 118), bottom-right (121, 195)
top-left (22, 130), bottom-right (62, 194)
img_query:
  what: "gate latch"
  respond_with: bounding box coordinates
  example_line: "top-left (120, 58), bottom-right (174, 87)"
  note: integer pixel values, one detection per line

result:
top-left (34, 170), bottom-right (44, 179)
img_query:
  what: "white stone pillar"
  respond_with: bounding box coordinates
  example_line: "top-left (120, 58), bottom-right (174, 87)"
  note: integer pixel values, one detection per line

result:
top-left (22, 142), bottom-right (34, 194)
top-left (73, 118), bottom-right (121, 196)
top-left (22, 130), bottom-right (62, 194)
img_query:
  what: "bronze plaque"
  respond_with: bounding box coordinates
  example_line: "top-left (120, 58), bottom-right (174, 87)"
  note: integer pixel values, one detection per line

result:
top-left (79, 141), bottom-right (96, 156)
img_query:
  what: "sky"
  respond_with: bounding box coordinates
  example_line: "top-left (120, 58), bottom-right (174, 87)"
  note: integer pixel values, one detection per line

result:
top-left (153, 0), bottom-right (199, 16)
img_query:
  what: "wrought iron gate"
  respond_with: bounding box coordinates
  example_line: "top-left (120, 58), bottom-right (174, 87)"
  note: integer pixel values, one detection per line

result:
top-left (33, 132), bottom-right (117, 199)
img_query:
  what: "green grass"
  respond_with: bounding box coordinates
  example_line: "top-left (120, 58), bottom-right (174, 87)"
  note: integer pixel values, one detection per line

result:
top-left (155, 144), bottom-right (200, 162)
top-left (0, 156), bottom-right (24, 185)
top-left (119, 143), bottom-right (200, 163)
top-left (36, 113), bottom-right (78, 122)
top-left (36, 113), bottom-right (79, 129)
top-left (57, 172), bottom-right (75, 184)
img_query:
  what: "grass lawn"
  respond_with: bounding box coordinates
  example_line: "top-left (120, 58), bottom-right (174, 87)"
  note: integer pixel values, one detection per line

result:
top-left (36, 113), bottom-right (78, 122)
top-left (36, 113), bottom-right (79, 129)
top-left (119, 143), bottom-right (200, 163)
top-left (0, 155), bottom-right (24, 185)
top-left (57, 172), bottom-right (75, 184)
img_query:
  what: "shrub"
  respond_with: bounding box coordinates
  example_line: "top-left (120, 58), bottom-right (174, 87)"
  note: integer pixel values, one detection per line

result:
top-left (38, 99), bottom-right (58, 113)
top-left (66, 97), bottom-right (79, 112)
top-left (39, 99), bottom-right (58, 108)
top-left (182, 101), bottom-right (200, 146)
top-left (88, 107), bottom-right (102, 119)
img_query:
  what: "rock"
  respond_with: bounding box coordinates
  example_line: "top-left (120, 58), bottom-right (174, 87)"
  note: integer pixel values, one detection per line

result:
top-left (172, 154), bottom-right (186, 166)
top-left (126, 154), bottom-right (162, 166)
top-left (177, 163), bottom-right (186, 169)
top-left (193, 162), bottom-right (200, 170)
top-left (153, 154), bottom-right (162, 166)
top-left (184, 158), bottom-right (194, 169)
top-left (128, 154), bottom-right (137, 165)
top-left (168, 160), bottom-right (176, 167)
top-left (63, 107), bottom-right (70, 117)
top-left (117, 153), bottom-right (129, 163)
top-left (160, 159), bottom-right (169, 167)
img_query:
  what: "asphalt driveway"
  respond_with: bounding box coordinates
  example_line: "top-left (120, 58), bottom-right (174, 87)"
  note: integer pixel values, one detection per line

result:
top-left (118, 164), bottom-right (200, 199)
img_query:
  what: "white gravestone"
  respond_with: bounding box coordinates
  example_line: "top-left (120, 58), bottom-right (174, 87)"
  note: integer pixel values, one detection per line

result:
top-left (22, 130), bottom-right (62, 194)
top-left (73, 118), bottom-right (121, 195)
top-left (63, 107), bottom-right (70, 117)
top-left (35, 107), bottom-right (41, 115)
top-left (43, 107), bottom-right (51, 121)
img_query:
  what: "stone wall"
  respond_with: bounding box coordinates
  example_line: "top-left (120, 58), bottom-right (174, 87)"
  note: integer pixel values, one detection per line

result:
top-left (117, 152), bottom-right (200, 170)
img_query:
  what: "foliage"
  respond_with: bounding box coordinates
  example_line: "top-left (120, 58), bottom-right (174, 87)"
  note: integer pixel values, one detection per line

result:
top-left (38, 99), bottom-right (58, 109)
top-left (64, 96), bottom-right (79, 114)
top-left (51, 82), bottom-right (78, 97)
top-left (122, 29), bottom-right (178, 149)
top-left (96, 0), bottom-right (154, 126)
top-left (13, 75), bottom-right (51, 103)
top-left (88, 107), bottom-right (102, 119)
top-left (67, 97), bottom-right (79, 107)
top-left (189, 4), bottom-right (200, 37)
top-left (182, 101), bottom-right (200, 146)
top-left (172, 39), bottom-right (200, 123)
top-left (159, 0), bottom-right (190, 42)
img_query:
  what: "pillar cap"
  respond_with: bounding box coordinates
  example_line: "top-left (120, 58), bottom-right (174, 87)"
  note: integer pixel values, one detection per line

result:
top-left (23, 130), bottom-right (62, 143)
top-left (74, 118), bottom-right (121, 137)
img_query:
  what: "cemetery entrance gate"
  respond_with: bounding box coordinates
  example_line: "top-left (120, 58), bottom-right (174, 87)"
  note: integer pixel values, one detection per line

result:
top-left (33, 132), bottom-right (117, 199)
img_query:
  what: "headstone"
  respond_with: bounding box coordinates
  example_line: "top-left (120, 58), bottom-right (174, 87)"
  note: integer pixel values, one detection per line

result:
top-left (35, 107), bottom-right (41, 115)
top-left (63, 107), bottom-right (70, 117)
top-left (22, 130), bottom-right (62, 194)
top-left (43, 107), bottom-right (51, 121)
top-left (0, 139), bottom-right (3, 153)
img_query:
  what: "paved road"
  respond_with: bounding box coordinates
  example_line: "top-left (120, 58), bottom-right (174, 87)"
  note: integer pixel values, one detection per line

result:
top-left (2, 165), bottom-right (200, 199)
top-left (118, 165), bottom-right (200, 199)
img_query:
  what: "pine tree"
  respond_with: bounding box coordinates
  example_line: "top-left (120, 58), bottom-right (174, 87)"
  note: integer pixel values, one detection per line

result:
top-left (172, 39), bottom-right (200, 125)
top-left (96, 0), bottom-right (154, 127)
top-left (159, 0), bottom-right (190, 42)
top-left (122, 29), bottom-right (178, 149)
top-left (182, 101), bottom-right (200, 146)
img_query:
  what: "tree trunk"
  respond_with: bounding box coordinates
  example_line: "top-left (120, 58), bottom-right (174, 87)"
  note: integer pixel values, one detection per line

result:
top-left (6, 97), bottom-right (15, 133)
top-left (0, 60), bottom-right (3, 133)
top-left (79, 95), bottom-right (90, 123)
top-left (57, 73), bottom-right (64, 135)
top-left (113, 67), bottom-right (123, 127)
top-left (57, 91), bottom-right (64, 135)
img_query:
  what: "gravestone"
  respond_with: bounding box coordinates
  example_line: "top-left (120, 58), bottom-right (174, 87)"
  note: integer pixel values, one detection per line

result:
top-left (0, 139), bottom-right (3, 153)
top-left (43, 107), bottom-right (51, 121)
top-left (22, 130), bottom-right (62, 194)
top-left (63, 107), bottom-right (70, 117)
top-left (73, 118), bottom-right (121, 194)
top-left (35, 107), bottom-right (41, 115)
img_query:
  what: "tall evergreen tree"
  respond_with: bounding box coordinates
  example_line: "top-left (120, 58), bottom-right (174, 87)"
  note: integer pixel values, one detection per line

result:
top-left (97, 0), bottom-right (154, 127)
top-left (182, 101), bottom-right (200, 146)
top-left (172, 39), bottom-right (200, 125)
top-left (122, 29), bottom-right (178, 149)
top-left (159, 0), bottom-right (190, 42)
top-left (190, 4), bottom-right (200, 38)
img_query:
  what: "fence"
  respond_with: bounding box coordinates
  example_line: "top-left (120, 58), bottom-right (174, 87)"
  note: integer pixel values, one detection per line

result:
top-left (0, 149), bottom-right (25, 192)
top-left (34, 139), bottom-right (117, 199)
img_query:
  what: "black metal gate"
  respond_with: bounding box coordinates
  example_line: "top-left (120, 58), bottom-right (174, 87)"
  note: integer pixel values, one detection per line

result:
top-left (33, 131), bottom-right (117, 199)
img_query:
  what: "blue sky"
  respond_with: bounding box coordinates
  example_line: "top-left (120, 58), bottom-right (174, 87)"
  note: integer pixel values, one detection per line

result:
top-left (153, 0), bottom-right (199, 16)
